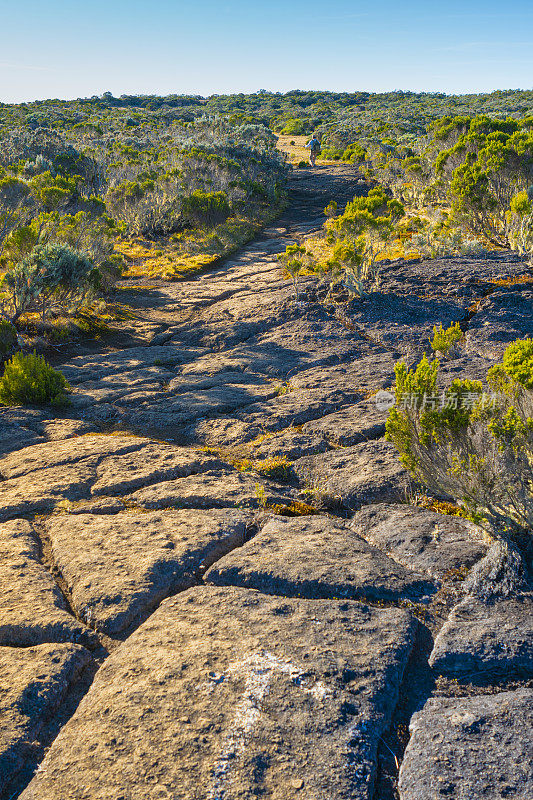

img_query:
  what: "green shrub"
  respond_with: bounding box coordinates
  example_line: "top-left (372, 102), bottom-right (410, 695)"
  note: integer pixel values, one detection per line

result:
top-left (1, 243), bottom-right (98, 323)
top-left (324, 201), bottom-right (338, 218)
top-left (281, 119), bottom-right (307, 135)
top-left (181, 191), bottom-right (231, 228)
top-left (278, 243), bottom-right (313, 301)
top-left (0, 351), bottom-right (71, 406)
top-left (341, 142), bottom-right (367, 163)
top-left (385, 339), bottom-right (533, 545)
top-left (0, 320), bottom-right (17, 358)
top-left (320, 147), bottom-right (343, 161)
top-left (256, 457), bottom-right (293, 481)
top-left (430, 322), bottom-right (464, 354)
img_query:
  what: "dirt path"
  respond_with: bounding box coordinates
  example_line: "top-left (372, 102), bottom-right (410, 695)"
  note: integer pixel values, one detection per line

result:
top-left (1, 164), bottom-right (532, 800)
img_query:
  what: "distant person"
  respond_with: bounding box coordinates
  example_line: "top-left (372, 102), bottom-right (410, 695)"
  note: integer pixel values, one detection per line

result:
top-left (306, 135), bottom-right (321, 167)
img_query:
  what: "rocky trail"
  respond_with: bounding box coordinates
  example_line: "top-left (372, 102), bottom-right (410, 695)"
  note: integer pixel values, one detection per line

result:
top-left (1, 164), bottom-right (532, 800)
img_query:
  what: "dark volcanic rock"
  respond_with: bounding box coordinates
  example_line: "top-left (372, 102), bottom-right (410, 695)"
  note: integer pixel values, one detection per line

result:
top-left (294, 439), bottom-right (409, 510)
top-left (0, 643), bottom-right (92, 791)
top-left (398, 689), bottom-right (533, 800)
top-left (46, 509), bottom-right (252, 635)
top-left (466, 289), bottom-right (533, 360)
top-left (0, 519), bottom-right (96, 648)
top-left (429, 594), bottom-right (533, 678)
top-left (348, 503), bottom-right (487, 581)
top-left (302, 399), bottom-right (387, 445)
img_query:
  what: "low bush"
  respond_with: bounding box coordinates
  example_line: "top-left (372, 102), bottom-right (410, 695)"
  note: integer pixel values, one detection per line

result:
top-left (0, 243), bottom-right (100, 323)
top-left (430, 322), bottom-right (464, 354)
top-left (385, 339), bottom-right (533, 550)
top-left (0, 351), bottom-right (71, 406)
top-left (278, 243), bottom-right (313, 301)
top-left (325, 187), bottom-right (405, 298)
top-left (181, 191), bottom-right (231, 228)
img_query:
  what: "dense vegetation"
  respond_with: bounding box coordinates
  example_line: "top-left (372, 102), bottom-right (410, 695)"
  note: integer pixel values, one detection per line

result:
top-left (0, 99), bottom-right (288, 338)
top-left (1, 88), bottom-right (533, 342)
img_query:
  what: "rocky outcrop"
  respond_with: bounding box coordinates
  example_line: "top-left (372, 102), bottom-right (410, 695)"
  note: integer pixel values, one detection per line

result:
top-left (1, 165), bottom-right (531, 799)
top-left (0, 520), bottom-right (96, 648)
top-left (0, 644), bottom-right (91, 792)
top-left (206, 515), bottom-right (435, 601)
top-left (46, 510), bottom-right (253, 635)
top-left (429, 594), bottom-right (533, 678)
top-left (348, 503), bottom-right (488, 581)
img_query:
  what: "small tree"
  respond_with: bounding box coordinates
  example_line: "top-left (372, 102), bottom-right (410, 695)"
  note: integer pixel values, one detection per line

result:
top-left (0, 243), bottom-right (98, 323)
top-left (278, 243), bottom-right (312, 301)
top-left (325, 188), bottom-right (404, 298)
top-left (507, 190), bottom-right (533, 260)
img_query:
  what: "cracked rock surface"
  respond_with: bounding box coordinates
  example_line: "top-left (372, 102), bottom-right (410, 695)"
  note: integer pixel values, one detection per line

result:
top-left (1, 164), bottom-right (531, 799)
top-left (19, 586), bottom-right (416, 800)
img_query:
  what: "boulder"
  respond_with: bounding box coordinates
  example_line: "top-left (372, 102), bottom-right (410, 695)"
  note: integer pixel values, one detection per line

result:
top-left (398, 689), bottom-right (533, 800)
top-left (20, 586), bottom-right (416, 800)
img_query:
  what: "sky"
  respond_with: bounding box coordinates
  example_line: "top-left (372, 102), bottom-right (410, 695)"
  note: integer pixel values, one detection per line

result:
top-left (1, 0), bottom-right (533, 103)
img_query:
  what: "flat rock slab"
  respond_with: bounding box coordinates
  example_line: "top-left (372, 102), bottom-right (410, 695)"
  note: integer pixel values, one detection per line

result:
top-left (0, 433), bottom-right (145, 480)
top-left (302, 399), bottom-right (387, 446)
top-left (248, 428), bottom-right (329, 460)
top-left (59, 345), bottom-right (204, 385)
top-left (128, 469), bottom-right (295, 511)
top-left (398, 689), bottom-right (533, 800)
top-left (348, 503), bottom-right (487, 582)
top-left (290, 352), bottom-right (396, 395)
top-left (346, 291), bottom-right (464, 359)
top-left (294, 439), bottom-right (409, 510)
top-left (20, 586), bottom-right (416, 800)
top-left (236, 387), bottom-right (354, 433)
top-left (0, 410), bottom-right (95, 456)
top-left (90, 443), bottom-right (223, 497)
top-left (0, 435), bottom-right (224, 521)
top-left (0, 520), bottom-right (96, 648)
top-left (0, 435), bottom-right (146, 521)
top-left (0, 423), bottom-right (43, 457)
top-left (47, 509), bottom-right (252, 636)
top-left (0, 643), bottom-right (91, 791)
top-left (429, 594), bottom-right (533, 678)
top-left (206, 515), bottom-right (435, 602)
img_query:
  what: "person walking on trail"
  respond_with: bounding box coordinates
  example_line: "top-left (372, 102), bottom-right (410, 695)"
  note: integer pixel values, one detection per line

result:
top-left (306, 134), bottom-right (321, 167)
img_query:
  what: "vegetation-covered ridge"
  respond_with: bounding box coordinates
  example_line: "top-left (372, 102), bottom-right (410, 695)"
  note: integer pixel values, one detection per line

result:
top-left (3, 88), bottom-right (533, 139)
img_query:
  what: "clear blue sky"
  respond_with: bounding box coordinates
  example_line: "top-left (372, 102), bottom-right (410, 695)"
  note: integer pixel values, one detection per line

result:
top-left (2, 0), bottom-right (532, 103)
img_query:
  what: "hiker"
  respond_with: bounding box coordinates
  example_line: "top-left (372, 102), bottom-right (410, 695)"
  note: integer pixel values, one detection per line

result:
top-left (306, 134), bottom-right (321, 166)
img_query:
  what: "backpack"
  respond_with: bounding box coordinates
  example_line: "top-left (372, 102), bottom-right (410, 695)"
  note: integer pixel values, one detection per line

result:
top-left (311, 139), bottom-right (321, 154)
